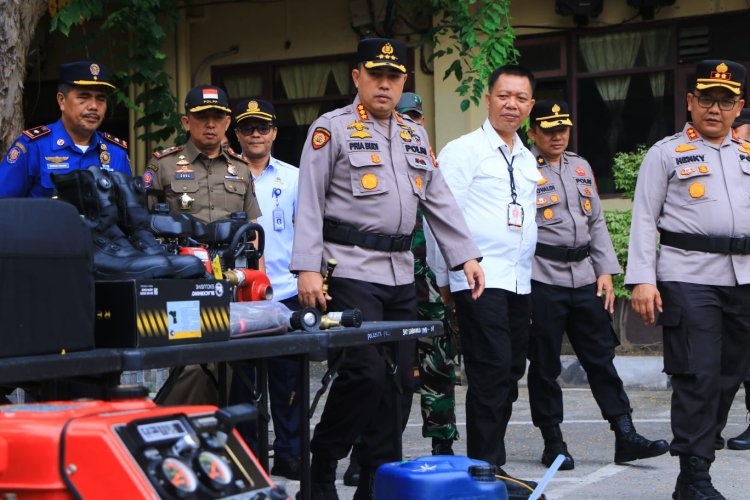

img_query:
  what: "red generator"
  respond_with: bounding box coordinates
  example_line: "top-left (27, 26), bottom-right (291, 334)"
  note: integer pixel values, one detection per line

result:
top-left (0, 398), bottom-right (286, 499)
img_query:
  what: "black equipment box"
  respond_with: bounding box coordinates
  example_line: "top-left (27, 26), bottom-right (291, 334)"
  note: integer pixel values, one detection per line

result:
top-left (0, 199), bottom-right (95, 357)
top-left (95, 279), bottom-right (230, 347)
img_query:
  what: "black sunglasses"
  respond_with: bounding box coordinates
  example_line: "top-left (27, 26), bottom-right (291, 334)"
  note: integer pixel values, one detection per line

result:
top-left (237, 124), bottom-right (274, 136)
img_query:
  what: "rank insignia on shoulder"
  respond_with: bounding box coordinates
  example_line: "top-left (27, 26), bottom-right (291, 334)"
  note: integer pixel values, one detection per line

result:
top-left (226, 149), bottom-right (247, 163)
top-left (686, 127), bottom-right (699, 141)
top-left (103, 132), bottom-right (128, 149)
top-left (356, 104), bottom-right (370, 121)
top-left (537, 155), bottom-right (545, 165)
top-left (312, 127), bottom-right (331, 150)
top-left (22, 125), bottom-right (51, 140)
top-left (153, 146), bottom-right (183, 159)
top-left (675, 143), bottom-right (697, 153)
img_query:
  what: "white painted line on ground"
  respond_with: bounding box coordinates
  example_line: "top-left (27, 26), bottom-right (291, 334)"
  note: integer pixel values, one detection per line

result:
top-left (542, 463), bottom-right (627, 499)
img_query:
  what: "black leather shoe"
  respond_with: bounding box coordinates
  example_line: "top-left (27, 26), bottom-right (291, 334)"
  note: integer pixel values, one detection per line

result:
top-left (541, 441), bottom-right (575, 470)
top-left (727, 424), bottom-right (750, 450)
top-left (432, 438), bottom-right (455, 455)
top-left (271, 456), bottom-right (301, 480)
top-left (496, 467), bottom-right (539, 499)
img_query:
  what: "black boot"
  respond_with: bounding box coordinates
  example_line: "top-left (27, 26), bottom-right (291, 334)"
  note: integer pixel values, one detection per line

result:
top-left (52, 167), bottom-right (173, 280)
top-left (714, 434), bottom-right (725, 450)
top-left (727, 423), bottom-right (750, 450)
top-left (343, 446), bottom-right (361, 487)
top-left (672, 455), bottom-right (725, 500)
top-left (109, 171), bottom-right (205, 278)
top-left (431, 437), bottom-right (455, 455)
top-left (540, 424), bottom-right (574, 470)
top-left (297, 455), bottom-right (338, 500)
top-left (610, 413), bottom-right (669, 463)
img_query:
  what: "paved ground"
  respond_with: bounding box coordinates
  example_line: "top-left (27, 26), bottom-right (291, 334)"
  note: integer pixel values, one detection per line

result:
top-left (271, 360), bottom-right (750, 499)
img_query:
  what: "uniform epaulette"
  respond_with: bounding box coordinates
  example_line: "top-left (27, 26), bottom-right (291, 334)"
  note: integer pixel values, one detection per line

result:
top-left (565, 151), bottom-right (581, 158)
top-left (103, 132), bottom-right (128, 149)
top-left (22, 125), bottom-right (51, 140)
top-left (225, 148), bottom-right (248, 164)
top-left (152, 145), bottom-right (183, 159)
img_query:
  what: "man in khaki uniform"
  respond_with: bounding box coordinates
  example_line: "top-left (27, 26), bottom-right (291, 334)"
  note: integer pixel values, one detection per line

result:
top-left (290, 38), bottom-right (484, 500)
top-left (626, 59), bottom-right (749, 500)
top-left (526, 100), bottom-right (668, 471)
top-left (143, 85), bottom-right (262, 406)
top-left (143, 85), bottom-right (260, 223)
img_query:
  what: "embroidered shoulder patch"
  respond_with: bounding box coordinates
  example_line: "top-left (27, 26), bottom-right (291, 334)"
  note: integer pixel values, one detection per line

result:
top-left (312, 127), bottom-right (331, 150)
top-left (102, 132), bottom-right (128, 149)
top-left (152, 145), bottom-right (183, 159)
top-left (22, 125), bottom-right (51, 140)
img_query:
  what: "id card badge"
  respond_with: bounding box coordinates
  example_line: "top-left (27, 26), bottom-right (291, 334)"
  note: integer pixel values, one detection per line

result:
top-left (507, 202), bottom-right (524, 231)
top-left (273, 208), bottom-right (285, 231)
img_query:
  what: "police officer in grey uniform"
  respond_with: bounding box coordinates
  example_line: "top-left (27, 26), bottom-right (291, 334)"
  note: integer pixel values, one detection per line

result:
top-left (143, 85), bottom-right (261, 223)
top-left (290, 38), bottom-right (484, 500)
top-left (626, 59), bottom-right (749, 500)
top-left (526, 101), bottom-right (668, 471)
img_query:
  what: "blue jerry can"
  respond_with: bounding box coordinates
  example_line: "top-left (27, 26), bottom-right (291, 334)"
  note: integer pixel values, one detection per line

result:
top-left (374, 455), bottom-right (508, 500)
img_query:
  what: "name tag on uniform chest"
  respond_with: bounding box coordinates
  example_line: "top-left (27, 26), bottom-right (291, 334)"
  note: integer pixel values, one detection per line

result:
top-left (175, 172), bottom-right (195, 180)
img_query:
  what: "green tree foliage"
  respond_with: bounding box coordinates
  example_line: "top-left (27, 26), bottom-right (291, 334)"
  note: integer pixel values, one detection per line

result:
top-left (50, 0), bottom-right (183, 145)
top-left (605, 145), bottom-right (648, 298)
top-left (612, 145), bottom-right (648, 201)
top-left (406, 0), bottom-right (518, 112)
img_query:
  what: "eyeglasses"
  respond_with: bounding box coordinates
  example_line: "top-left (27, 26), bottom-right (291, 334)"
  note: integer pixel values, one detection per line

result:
top-left (693, 94), bottom-right (740, 111)
top-left (237, 124), bottom-right (274, 136)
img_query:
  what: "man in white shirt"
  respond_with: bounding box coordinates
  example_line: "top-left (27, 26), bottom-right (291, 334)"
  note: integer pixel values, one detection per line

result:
top-left (426, 65), bottom-right (541, 496)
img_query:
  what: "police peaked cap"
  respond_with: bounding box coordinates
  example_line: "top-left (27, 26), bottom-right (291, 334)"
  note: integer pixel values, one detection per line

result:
top-left (233, 98), bottom-right (276, 124)
top-left (356, 38), bottom-right (408, 74)
top-left (530, 100), bottom-right (574, 129)
top-left (694, 59), bottom-right (746, 95)
top-left (59, 61), bottom-right (115, 90)
top-left (185, 85), bottom-right (231, 114)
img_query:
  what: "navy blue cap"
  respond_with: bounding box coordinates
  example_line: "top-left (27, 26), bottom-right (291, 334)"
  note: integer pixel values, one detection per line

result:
top-left (232, 98), bottom-right (276, 123)
top-left (185, 85), bottom-right (231, 114)
top-left (530, 100), bottom-right (573, 129)
top-left (356, 38), bottom-right (407, 74)
top-left (59, 61), bottom-right (115, 89)
top-left (695, 59), bottom-right (746, 96)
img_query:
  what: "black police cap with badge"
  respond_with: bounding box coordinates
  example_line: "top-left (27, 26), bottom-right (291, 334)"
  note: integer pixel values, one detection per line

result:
top-left (694, 59), bottom-right (746, 95)
top-left (184, 85), bottom-right (231, 114)
top-left (356, 38), bottom-right (408, 74)
top-left (232, 98), bottom-right (276, 124)
top-left (530, 100), bottom-right (574, 129)
top-left (59, 61), bottom-right (116, 90)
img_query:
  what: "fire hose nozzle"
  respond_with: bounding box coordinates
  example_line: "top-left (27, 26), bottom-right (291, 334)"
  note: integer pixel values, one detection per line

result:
top-left (319, 309), bottom-right (363, 330)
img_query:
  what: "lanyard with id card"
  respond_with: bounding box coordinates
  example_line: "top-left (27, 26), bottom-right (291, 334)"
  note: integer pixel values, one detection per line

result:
top-left (272, 187), bottom-right (284, 231)
top-left (500, 148), bottom-right (523, 231)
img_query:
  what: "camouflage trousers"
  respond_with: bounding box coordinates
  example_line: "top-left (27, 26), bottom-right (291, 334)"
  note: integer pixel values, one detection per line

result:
top-left (417, 324), bottom-right (459, 441)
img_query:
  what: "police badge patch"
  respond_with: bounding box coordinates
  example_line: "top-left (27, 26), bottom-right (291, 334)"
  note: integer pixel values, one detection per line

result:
top-left (312, 127), bottom-right (331, 150)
